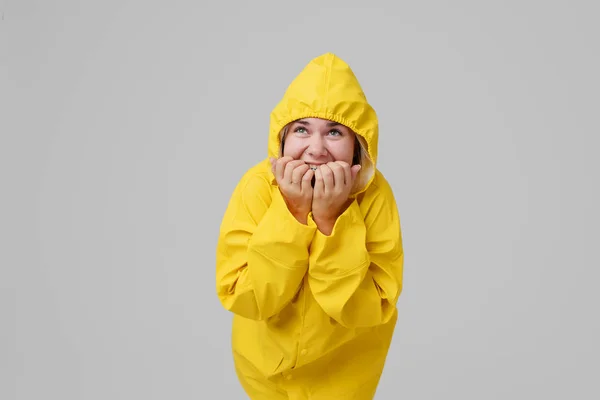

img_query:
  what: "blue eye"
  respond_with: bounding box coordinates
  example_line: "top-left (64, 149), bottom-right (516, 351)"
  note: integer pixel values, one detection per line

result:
top-left (294, 127), bottom-right (308, 134)
top-left (328, 129), bottom-right (342, 136)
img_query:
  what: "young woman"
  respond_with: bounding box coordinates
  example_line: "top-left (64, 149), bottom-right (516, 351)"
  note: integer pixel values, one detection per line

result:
top-left (215, 52), bottom-right (404, 399)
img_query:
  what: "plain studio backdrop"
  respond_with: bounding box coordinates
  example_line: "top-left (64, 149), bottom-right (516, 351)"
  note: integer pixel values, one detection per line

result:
top-left (1, 1), bottom-right (598, 399)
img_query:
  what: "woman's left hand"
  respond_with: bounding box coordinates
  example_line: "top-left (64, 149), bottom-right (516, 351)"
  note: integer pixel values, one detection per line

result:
top-left (312, 161), bottom-right (361, 233)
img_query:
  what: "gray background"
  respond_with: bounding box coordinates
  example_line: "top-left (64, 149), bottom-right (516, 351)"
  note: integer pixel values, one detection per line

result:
top-left (2, 0), bottom-right (599, 399)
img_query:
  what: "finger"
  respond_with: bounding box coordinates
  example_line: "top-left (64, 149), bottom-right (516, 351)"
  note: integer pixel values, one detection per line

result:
top-left (301, 168), bottom-right (314, 193)
top-left (334, 161), bottom-right (351, 187)
top-left (328, 162), bottom-right (346, 187)
top-left (320, 164), bottom-right (334, 193)
top-left (350, 164), bottom-right (362, 183)
top-left (313, 166), bottom-right (325, 195)
top-left (275, 156), bottom-right (294, 181)
top-left (284, 160), bottom-right (306, 183)
top-left (269, 157), bottom-right (276, 173)
top-left (291, 163), bottom-right (310, 184)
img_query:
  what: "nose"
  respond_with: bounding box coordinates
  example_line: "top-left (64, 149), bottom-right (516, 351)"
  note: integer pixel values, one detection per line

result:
top-left (306, 134), bottom-right (327, 157)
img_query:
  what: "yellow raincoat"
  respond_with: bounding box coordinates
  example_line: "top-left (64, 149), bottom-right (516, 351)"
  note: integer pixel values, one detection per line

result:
top-left (216, 53), bottom-right (404, 399)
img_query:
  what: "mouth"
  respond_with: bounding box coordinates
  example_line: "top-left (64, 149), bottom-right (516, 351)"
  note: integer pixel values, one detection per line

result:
top-left (305, 162), bottom-right (324, 186)
top-left (307, 164), bottom-right (320, 186)
top-left (306, 163), bottom-right (324, 170)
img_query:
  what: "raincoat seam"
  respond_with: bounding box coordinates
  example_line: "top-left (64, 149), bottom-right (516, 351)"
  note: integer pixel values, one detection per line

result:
top-left (309, 257), bottom-right (371, 280)
top-left (248, 245), bottom-right (308, 272)
top-left (331, 259), bottom-right (371, 278)
top-left (324, 53), bottom-right (332, 110)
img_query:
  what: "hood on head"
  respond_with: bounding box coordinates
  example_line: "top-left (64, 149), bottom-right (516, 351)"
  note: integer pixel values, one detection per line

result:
top-left (268, 52), bottom-right (379, 195)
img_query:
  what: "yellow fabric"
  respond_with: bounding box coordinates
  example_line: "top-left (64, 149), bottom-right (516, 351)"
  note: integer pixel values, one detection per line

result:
top-left (216, 53), bottom-right (404, 399)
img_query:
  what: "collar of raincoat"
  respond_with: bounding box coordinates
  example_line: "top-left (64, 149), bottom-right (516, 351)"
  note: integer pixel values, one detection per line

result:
top-left (267, 52), bottom-right (379, 197)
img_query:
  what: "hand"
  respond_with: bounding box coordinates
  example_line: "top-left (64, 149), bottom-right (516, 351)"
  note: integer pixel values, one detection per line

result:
top-left (312, 161), bottom-right (361, 234)
top-left (270, 156), bottom-right (315, 224)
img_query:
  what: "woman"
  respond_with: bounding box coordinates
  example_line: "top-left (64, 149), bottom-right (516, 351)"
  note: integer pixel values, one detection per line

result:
top-left (215, 52), bottom-right (404, 399)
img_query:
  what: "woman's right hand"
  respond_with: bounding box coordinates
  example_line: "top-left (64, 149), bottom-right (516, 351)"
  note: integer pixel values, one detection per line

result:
top-left (270, 156), bottom-right (315, 224)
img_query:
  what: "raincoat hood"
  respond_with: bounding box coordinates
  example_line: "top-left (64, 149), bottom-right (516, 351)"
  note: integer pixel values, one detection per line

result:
top-left (268, 53), bottom-right (379, 194)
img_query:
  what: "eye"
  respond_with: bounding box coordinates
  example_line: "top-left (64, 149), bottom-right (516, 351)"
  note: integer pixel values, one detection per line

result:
top-left (328, 129), bottom-right (342, 136)
top-left (294, 127), bottom-right (308, 134)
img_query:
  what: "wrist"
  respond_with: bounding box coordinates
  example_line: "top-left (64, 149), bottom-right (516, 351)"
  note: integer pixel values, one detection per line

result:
top-left (312, 214), bottom-right (336, 235)
top-left (280, 194), bottom-right (309, 224)
top-left (312, 213), bottom-right (336, 224)
top-left (292, 210), bottom-right (309, 225)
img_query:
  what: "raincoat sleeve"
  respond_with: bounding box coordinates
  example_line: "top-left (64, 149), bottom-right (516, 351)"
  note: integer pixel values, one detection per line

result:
top-left (216, 173), bottom-right (317, 320)
top-left (308, 175), bottom-right (404, 329)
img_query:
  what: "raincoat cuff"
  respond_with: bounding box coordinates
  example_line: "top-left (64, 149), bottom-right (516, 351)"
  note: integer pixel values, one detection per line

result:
top-left (255, 190), bottom-right (317, 244)
top-left (315, 199), bottom-right (363, 237)
top-left (309, 200), bottom-right (369, 271)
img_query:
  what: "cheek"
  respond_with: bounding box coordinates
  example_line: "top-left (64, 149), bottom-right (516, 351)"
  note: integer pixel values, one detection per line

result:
top-left (282, 138), bottom-right (304, 158)
top-left (330, 140), bottom-right (356, 163)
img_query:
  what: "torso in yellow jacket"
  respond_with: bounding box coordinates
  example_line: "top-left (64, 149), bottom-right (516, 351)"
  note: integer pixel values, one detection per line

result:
top-left (216, 53), bottom-right (404, 399)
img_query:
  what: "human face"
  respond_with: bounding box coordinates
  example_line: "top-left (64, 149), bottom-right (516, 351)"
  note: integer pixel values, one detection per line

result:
top-left (282, 118), bottom-right (356, 168)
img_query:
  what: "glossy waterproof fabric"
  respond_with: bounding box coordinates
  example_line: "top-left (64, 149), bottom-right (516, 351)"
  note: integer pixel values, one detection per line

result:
top-left (216, 53), bottom-right (404, 399)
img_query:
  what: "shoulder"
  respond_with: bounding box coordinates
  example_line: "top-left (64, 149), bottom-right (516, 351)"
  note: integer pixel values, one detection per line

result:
top-left (232, 158), bottom-right (274, 206)
top-left (359, 169), bottom-right (397, 204)
top-left (358, 169), bottom-right (401, 233)
top-left (219, 158), bottom-right (275, 225)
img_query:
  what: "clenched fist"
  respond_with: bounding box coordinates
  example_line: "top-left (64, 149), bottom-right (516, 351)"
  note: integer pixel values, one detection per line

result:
top-left (312, 161), bottom-right (361, 234)
top-left (270, 156), bottom-right (315, 224)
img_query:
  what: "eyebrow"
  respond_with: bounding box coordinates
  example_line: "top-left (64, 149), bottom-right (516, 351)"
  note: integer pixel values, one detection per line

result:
top-left (296, 119), bottom-right (343, 127)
